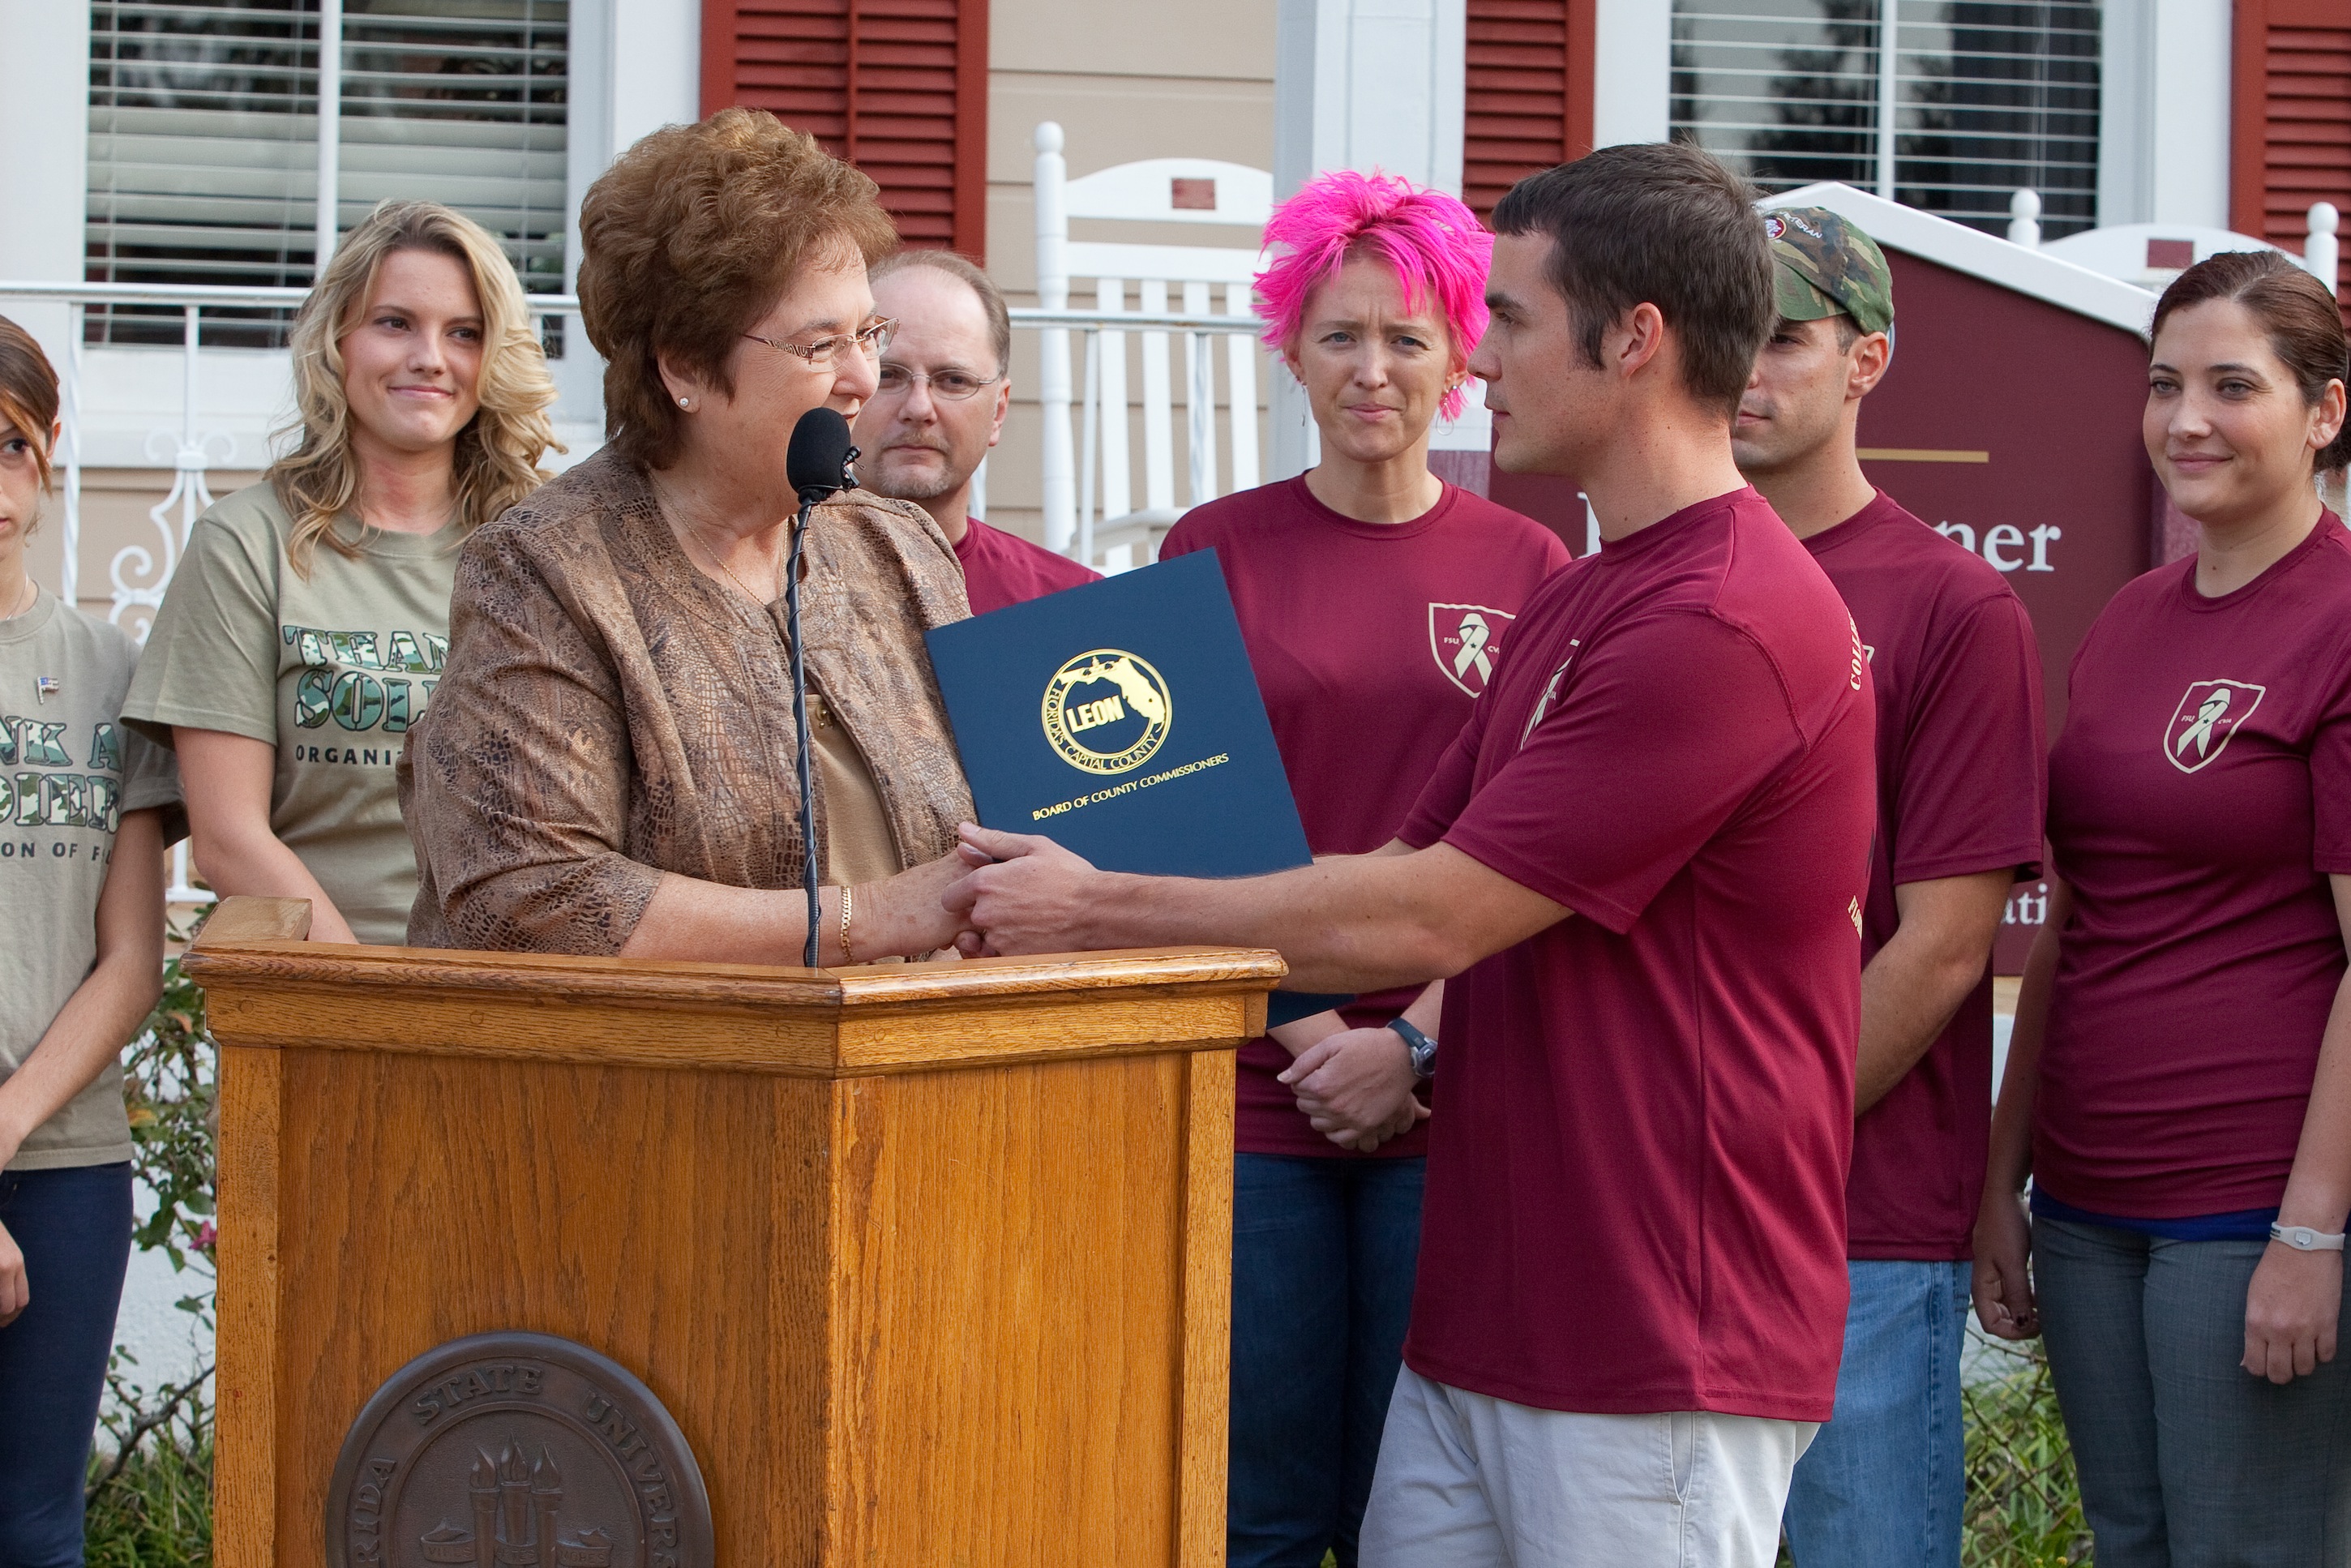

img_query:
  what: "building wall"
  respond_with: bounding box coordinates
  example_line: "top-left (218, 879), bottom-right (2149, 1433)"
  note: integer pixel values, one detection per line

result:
top-left (979, 0), bottom-right (1280, 547)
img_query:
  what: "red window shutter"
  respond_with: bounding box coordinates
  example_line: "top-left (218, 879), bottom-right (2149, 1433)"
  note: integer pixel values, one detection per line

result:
top-left (700, 0), bottom-right (989, 262)
top-left (2232, 0), bottom-right (2351, 321)
top-left (1462, 0), bottom-right (1594, 221)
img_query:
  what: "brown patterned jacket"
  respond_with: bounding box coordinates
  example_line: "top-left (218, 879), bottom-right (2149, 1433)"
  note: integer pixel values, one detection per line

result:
top-left (400, 446), bottom-right (975, 953)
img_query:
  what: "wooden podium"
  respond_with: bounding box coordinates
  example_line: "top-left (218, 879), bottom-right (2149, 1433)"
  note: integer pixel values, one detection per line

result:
top-left (186, 897), bottom-right (1284, 1567)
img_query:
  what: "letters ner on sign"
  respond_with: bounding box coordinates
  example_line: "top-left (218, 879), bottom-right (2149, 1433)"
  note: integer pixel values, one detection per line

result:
top-left (328, 1331), bottom-right (713, 1568)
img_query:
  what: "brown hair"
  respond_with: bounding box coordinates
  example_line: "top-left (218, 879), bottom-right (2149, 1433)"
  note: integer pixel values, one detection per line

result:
top-left (2152, 249), bottom-right (2351, 473)
top-left (0, 315), bottom-right (60, 495)
top-left (1490, 143), bottom-right (1774, 418)
top-left (272, 199), bottom-right (559, 576)
top-left (578, 108), bottom-right (899, 470)
top-left (870, 249), bottom-right (1011, 376)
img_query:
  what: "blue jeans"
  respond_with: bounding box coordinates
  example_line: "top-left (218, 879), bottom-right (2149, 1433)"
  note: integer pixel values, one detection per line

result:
top-left (1229, 1152), bottom-right (1425, 1568)
top-left (1782, 1258), bottom-right (1970, 1568)
top-left (2035, 1215), bottom-right (2351, 1566)
top-left (0, 1162), bottom-right (134, 1568)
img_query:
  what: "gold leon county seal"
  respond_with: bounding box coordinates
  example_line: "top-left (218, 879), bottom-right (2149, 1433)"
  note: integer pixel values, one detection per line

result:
top-left (1041, 648), bottom-right (1172, 775)
top-left (327, 1330), bottom-right (712, 1568)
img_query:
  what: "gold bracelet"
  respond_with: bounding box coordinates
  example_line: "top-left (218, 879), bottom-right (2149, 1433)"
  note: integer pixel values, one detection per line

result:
top-left (838, 883), bottom-right (858, 966)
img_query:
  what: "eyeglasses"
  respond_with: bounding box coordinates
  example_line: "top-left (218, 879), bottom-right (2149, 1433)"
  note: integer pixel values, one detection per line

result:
top-left (873, 364), bottom-right (1005, 401)
top-left (741, 317), bottom-right (897, 370)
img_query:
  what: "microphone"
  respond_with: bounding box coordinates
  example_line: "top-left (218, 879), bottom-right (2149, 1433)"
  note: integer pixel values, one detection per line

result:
top-left (782, 407), bottom-right (859, 967)
top-left (787, 405), bottom-right (859, 504)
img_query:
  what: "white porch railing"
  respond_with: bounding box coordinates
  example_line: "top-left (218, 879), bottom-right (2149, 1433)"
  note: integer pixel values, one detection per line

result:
top-left (0, 279), bottom-right (1265, 893)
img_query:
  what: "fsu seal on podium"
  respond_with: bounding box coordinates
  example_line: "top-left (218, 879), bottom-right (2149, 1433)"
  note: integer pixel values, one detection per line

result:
top-left (325, 1332), bottom-right (711, 1568)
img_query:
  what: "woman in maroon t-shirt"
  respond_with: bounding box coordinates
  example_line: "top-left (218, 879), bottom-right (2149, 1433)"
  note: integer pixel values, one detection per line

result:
top-left (1158, 172), bottom-right (1565, 1568)
top-left (1976, 251), bottom-right (2351, 1562)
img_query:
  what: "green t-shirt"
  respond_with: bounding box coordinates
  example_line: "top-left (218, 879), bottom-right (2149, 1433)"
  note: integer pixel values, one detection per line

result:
top-left (122, 483), bottom-right (460, 945)
top-left (2, 589), bottom-right (182, 1170)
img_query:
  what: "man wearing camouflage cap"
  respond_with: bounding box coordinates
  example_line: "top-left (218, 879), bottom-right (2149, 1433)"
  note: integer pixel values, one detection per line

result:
top-left (1736, 207), bottom-right (2048, 1568)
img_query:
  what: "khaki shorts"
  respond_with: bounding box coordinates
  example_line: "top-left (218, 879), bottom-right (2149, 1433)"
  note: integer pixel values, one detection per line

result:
top-left (1360, 1366), bottom-right (1818, 1567)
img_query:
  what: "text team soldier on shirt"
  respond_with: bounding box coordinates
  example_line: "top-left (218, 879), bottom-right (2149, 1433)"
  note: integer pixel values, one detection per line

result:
top-left (942, 142), bottom-right (1878, 1568)
top-left (1735, 208), bottom-right (2047, 1568)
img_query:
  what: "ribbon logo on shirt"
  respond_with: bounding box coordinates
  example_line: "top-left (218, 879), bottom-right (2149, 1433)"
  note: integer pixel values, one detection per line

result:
top-left (1428, 604), bottom-right (1517, 697)
top-left (2162, 678), bottom-right (2266, 774)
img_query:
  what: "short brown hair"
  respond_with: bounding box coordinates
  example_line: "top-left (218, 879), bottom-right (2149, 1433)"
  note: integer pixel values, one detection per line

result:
top-left (2152, 249), bottom-right (2351, 473)
top-left (0, 315), bottom-right (60, 493)
top-left (578, 108), bottom-right (899, 469)
top-left (871, 249), bottom-right (1011, 376)
top-left (1491, 143), bottom-right (1775, 418)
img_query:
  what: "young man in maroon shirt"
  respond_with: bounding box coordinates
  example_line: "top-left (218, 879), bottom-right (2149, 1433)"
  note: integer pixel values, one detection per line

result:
top-left (944, 144), bottom-right (1877, 1566)
top-left (1733, 210), bottom-right (2045, 1568)
top-left (854, 251), bottom-right (1100, 614)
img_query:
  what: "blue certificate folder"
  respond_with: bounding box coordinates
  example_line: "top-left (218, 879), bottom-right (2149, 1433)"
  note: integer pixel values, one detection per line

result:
top-left (924, 548), bottom-right (1347, 1026)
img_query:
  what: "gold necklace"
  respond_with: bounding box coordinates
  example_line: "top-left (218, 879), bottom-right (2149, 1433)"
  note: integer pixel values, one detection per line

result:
top-left (652, 474), bottom-right (786, 606)
top-left (696, 530), bottom-right (773, 606)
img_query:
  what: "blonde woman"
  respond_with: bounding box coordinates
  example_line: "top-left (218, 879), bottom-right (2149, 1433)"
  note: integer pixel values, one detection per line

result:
top-left (125, 200), bottom-right (557, 944)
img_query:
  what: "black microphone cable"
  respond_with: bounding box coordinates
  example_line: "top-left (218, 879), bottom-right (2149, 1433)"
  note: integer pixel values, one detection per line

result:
top-left (782, 407), bottom-right (860, 966)
top-left (784, 499), bottom-right (821, 966)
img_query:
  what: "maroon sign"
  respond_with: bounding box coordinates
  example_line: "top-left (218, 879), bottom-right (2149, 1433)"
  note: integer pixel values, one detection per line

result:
top-left (1479, 248), bottom-right (2160, 971)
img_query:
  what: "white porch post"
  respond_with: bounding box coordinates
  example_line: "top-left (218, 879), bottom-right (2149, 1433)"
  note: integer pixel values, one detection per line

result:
top-left (315, 0), bottom-right (343, 271)
top-left (558, 0), bottom-right (704, 452)
top-left (0, 2), bottom-right (92, 602)
top-left (1269, 0), bottom-right (1468, 482)
top-left (1034, 122), bottom-right (1077, 553)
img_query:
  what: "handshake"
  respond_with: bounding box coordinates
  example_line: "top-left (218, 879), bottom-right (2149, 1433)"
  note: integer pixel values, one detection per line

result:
top-left (864, 822), bottom-right (1432, 1155)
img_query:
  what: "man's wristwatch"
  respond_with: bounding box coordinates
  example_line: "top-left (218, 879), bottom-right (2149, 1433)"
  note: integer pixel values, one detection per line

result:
top-left (1387, 1017), bottom-right (1437, 1080)
top-left (2270, 1223), bottom-right (2348, 1253)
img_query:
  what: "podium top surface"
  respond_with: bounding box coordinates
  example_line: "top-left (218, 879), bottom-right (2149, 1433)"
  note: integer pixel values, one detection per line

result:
top-left (182, 897), bottom-right (1287, 1077)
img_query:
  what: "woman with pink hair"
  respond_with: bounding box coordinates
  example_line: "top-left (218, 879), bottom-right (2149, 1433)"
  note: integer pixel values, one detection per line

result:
top-left (1158, 169), bottom-right (1567, 1567)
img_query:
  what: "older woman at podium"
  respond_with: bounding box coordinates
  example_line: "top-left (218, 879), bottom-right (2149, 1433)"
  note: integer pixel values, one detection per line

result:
top-left (400, 109), bottom-right (978, 964)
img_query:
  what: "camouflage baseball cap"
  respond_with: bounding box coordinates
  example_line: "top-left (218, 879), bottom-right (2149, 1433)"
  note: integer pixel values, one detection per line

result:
top-left (1763, 206), bottom-right (1893, 336)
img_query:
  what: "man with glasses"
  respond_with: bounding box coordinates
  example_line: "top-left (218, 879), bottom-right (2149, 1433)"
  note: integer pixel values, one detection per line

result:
top-left (855, 251), bottom-right (1100, 614)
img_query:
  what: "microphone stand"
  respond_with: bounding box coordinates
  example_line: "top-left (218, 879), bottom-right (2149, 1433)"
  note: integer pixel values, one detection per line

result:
top-left (785, 495), bottom-right (822, 967)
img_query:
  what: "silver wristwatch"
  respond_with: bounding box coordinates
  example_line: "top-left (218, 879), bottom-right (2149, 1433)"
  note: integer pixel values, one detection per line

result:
top-left (1387, 1017), bottom-right (1437, 1080)
top-left (2270, 1223), bottom-right (2348, 1252)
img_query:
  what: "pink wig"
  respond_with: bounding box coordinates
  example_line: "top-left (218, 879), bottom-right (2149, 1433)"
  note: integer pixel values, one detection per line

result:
top-left (1255, 169), bottom-right (1492, 421)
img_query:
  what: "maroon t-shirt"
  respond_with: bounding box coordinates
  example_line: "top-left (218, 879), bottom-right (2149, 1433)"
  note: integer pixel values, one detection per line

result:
top-left (1398, 486), bottom-right (1875, 1420)
top-left (954, 516), bottom-right (1101, 615)
top-left (1805, 492), bottom-right (2046, 1260)
top-left (1163, 477), bottom-right (1569, 1159)
top-left (2039, 512), bottom-right (2351, 1218)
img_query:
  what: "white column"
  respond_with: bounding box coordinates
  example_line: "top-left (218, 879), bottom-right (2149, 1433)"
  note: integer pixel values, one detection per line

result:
top-left (1874, 0), bottom-right (1899, 200)
top-left (559, 0), bottom-right (702, 447)
top-left (315, 0), bottom-right (344, 271)
top-left (0, 2), bottom-right (91, 602)
top-left (1270, 0), bottom-right (1468, 480)
top-left (0, 3), bottom-right (91, 366)
top-left (1034, 123), bottom-right (1077, 552)
top-left (2099, 0), bottom-right (2231, 229)
top-left (1591, 0), bottom-right (1672, 148)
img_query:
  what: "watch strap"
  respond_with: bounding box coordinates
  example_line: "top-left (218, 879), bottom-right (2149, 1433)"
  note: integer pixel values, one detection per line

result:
top-left (1386, 1017), bottom-right (1437, 1080)
top-left (2271, 1223), bottom-right (2348, 1252)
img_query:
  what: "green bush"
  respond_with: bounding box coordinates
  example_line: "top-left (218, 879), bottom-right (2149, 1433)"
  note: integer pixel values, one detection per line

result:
top-left (1962, 1332), bottom-right (2092, 1566)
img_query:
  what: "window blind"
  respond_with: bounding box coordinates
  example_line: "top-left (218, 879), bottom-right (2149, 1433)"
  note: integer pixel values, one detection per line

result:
top-left (1671, 1), bottom-right (2100, 242)
top-left (87, 0), bottom-right (568, 346)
